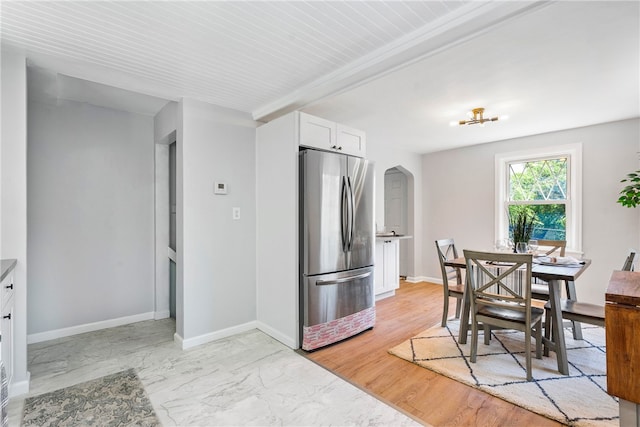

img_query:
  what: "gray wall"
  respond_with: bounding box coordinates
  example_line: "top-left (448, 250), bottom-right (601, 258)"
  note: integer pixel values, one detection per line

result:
top-left (423, 118), bottom-right (640, 305)
top-left (27, 99), bottom-right (155, 334)
top-left (178, 98), bottom-right (257, 343)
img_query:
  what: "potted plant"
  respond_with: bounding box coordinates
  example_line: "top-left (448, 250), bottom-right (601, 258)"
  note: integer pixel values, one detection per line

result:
top-left (618, 170), bottom-right (640, 208)
top-left (508, 206), bottom-right (538, 250)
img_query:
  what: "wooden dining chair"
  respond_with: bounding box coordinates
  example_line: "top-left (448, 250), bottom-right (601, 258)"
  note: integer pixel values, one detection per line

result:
top-left (531, 239), bottom-right (567, 300)
top-left (622, 250), bottom-right (636, 271)
top-left (543, 250), bottom-right (637, 349)
top-left (464, 250), bottom-right (543, 381)
top-left (435, 239), bottom-right (465, 327)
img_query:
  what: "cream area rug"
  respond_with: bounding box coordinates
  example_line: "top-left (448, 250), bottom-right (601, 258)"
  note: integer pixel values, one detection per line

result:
top-left (22, 369), bottom-right (159, 426)
top-left (389, 321), bottom-right (618, 427)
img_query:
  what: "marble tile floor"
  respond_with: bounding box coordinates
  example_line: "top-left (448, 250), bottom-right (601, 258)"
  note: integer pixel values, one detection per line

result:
top-left (8, 319), bottom-right (421, 426)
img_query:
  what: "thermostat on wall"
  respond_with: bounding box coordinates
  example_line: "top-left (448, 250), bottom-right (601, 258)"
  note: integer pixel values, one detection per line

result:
top-left (214, 181), bottom-right (228, 195)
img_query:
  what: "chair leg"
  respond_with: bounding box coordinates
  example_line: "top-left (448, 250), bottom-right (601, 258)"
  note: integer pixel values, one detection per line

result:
top-left (441, 293), bottom-right (450, 327)
top-left (483, 324), bottom-right (491, 345)
top-left (535, 320), bottom-right (542, 359)
top-left (454, 297), bottom-right (462, 319)
top-left (543, 309), bottom-right (551, 357)
top-left (525, 329), bottom-right (532, 381)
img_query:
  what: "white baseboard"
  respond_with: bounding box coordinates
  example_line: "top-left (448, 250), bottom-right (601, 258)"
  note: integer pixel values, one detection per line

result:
top-left (9, 372), bottom-right (30, 397)
top-left (255, 321), bottom-right (298, 349)
top-left (423, 276), bottom-right (443, 285)
top-left (27, 312), bottom-right (156, 344)
top-left (154, 310), bottom-right (170, 320)
top-left (179, 321), bottom-right (259, 350)
top-left (405, 275), bottom-right (441, 284)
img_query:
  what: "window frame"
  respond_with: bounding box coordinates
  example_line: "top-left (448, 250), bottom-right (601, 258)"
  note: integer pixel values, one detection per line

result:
top-left (495, 143), bottom-right (582, 254)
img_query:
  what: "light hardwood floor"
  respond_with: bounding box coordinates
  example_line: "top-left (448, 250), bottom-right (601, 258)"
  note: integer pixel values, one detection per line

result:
top-left (305, 280), bottom-right (562, 427)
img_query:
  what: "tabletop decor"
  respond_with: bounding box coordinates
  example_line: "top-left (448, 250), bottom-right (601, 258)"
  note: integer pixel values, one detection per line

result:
top-left (509, 206), bottom-right (538, 248)
top-left (389, 320), bottom-right (617, 427)
top-left (22, 369), bottom-right (159, 426)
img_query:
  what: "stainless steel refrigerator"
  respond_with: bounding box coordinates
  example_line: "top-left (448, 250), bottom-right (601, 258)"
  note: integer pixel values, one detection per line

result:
top-left (299, 148), bottom-right (375, 351)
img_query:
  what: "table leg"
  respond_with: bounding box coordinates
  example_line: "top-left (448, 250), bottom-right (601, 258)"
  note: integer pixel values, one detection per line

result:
top-left (549, 279), bottom-right (569, 375)
top-left (566, 280), bottom-right (583, 340)
top-left (458, 286), bottom-right (471, 344)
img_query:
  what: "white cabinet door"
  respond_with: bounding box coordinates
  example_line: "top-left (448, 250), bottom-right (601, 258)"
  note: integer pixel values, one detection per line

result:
top-left (375, 239), bottom-right (400, 298)
top-left (383, 240), bottom-right (399, 292)
top-left (1, 303), bottom-right (13, 387)
top-left (299, 112), bottom-right (366, 157)
top-left (0, 273), bottom-right (14, 387)
top-left (337, 124), bottom-right (366, 157)
top-left (299, 112), bottom-right (336, 151)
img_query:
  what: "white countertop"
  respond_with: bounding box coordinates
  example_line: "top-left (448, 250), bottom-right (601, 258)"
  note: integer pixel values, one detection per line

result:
top-left (376, 234), bottom-right (413, 241)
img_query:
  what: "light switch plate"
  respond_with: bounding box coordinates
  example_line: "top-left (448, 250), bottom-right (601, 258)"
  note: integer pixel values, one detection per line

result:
top-left (232, 207), bottom-right (241, 220)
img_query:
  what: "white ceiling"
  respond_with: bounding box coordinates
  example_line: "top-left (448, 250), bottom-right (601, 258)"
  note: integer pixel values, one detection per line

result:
top-left (2, 1), bottom-right (638, 154)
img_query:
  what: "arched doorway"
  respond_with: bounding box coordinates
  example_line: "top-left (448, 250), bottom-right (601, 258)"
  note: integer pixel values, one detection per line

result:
top-left (384, 166), bottom-right (415, 277)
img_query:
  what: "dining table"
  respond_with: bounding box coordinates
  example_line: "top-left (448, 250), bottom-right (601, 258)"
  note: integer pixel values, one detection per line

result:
top-left (444, 255), bottom-right (592, 375)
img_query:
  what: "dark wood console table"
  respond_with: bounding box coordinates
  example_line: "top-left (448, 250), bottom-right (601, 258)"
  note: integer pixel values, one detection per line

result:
top-left (606, 270), bottom-right (640, 426)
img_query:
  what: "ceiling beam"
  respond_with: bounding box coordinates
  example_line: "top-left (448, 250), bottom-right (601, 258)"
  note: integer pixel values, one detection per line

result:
top-left (252, 1), bottom-right (551, 123)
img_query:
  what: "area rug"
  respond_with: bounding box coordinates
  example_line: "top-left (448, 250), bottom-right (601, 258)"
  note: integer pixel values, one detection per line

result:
top-left (22, 368), bottom-right (160, 426)
top-left (389, 321), bottom-right (618, 427)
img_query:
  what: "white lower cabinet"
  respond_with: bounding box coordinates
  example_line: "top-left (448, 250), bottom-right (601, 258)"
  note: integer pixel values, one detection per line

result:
top-left (375, 239), bottom-right (399, 299)
top-left (0, 270), bottom-right (14, 387)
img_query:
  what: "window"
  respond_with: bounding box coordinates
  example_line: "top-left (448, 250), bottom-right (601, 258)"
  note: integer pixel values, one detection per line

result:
top-left (495, 144), bottom-right (582, 253)
top-left (508, 157), bottom-right (567, 240)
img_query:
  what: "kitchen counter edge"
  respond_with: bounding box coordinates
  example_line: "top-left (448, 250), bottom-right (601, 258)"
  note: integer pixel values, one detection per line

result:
top-left (375, 235), bottom-right (413, 240)
top-left (0, 259), bottom-right (17, 282)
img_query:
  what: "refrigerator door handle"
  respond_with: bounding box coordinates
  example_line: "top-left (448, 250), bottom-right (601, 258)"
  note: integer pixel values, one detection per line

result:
top-left (341, 176), bottom-right (349, 252)
top-left (347, 176), bottom-right (355, 251)
top-left (316, 271), bottom-right (372, 286)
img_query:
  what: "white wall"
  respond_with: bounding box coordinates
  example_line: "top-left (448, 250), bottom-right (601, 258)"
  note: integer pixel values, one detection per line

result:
top-left (255, 112), bottom-right (299, 348)
top-left (422, 119), bottom-right (640, 305)
top-left (1, 46), bottom-right (30, 395)
top-left (27, 98), bottom-right (156, 334)
top-left (178, 98), bottom-right (257, 345)
top-left (366, 138), bottom-right (423, 279)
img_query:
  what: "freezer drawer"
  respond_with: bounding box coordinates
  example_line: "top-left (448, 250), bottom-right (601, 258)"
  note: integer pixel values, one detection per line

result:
top-left (302, 266), bottom-right (374, 327)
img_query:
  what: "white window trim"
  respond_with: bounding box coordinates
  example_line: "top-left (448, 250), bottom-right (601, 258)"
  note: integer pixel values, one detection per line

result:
top-left (495, 143), bottom-right (582, 255)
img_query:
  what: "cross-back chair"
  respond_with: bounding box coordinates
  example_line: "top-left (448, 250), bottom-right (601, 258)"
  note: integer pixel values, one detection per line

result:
top-left (464, 250), bottom-right (543, 381)
top-left (531, 239), bottom-right (567, 299)
top-left (622, 250), bottom-right (636, 272)
top-left (435, 239), bottom-right (465, 327)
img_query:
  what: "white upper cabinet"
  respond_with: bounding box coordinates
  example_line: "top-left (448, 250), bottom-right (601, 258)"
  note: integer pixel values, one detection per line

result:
top-left (298, 112), bottom-right (366, 157)
top-left (337, 124), bottom-right (366, 157)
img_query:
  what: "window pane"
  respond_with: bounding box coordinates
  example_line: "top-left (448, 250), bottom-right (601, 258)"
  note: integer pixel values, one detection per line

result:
top-left (518, 204), bottom-right (566, 240)
top-left (509, 158), bottom-right (567, 201)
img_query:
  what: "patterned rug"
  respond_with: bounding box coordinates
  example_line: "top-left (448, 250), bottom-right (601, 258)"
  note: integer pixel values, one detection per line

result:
top-left (389, 321), bottom-right (618, 427)
top-left (22, 369), bottom-right (159, 426)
